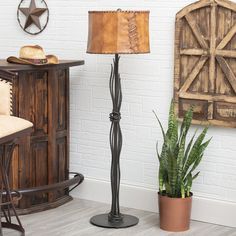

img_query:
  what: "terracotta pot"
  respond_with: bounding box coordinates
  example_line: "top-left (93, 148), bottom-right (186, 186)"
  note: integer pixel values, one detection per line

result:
top-left (158, 192), bottom-right (192, 232)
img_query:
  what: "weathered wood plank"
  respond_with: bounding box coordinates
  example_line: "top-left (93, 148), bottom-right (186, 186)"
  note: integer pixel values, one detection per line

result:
top-left (180, 48), bottom-right (208, 56)
top-left (216, 56), bottom-right (236, 93)
top-left (216, 49), bottom-right (236, 58)
top-left (217, 23), bottom-right (236, 50)
top-left (174, 19), bottom-right (181, 116)
top-left (179, 92), bottom-right (236, 103)
top-left (185, 13), bottom-right (209, 49)
top-left (178, 117), bottom-right (236, 128)
top-left (179, 56), bottom-right (208, 93)
top-left (216, 0), bottom-right (236, 12)
top-left (215, 0), bottom-right (233, 96)
top-left (208, 101), bottom-right (214, 120)
top-left (209, 3), bottom-right (217, 94)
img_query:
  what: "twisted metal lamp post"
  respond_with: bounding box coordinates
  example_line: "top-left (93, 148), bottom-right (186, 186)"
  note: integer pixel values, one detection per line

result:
top-left (87, 10), bottom-right (150, 228)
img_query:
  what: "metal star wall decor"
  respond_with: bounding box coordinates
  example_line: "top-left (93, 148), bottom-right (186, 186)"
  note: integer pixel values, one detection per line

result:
top-left (17, 0), bottom-right (49, 35)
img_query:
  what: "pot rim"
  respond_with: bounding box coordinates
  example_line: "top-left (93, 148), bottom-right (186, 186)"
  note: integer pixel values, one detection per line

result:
top-left (158, 191), bottom-right (193, 199)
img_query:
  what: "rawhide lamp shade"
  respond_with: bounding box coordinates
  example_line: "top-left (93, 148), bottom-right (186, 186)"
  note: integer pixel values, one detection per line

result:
top-left (87, 10), bottom-right (150, 54)
top-left (87, 10), bottom-right (150, 229)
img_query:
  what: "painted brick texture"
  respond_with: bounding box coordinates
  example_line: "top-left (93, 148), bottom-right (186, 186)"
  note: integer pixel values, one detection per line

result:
top-left (0, 0), bottom-right (236, 204)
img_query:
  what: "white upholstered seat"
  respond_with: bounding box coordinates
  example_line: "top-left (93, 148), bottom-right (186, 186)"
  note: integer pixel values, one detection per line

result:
top-left (0, 115), bottom-right (33, 139)
top-left (0, 77), bottom-right (33, 139)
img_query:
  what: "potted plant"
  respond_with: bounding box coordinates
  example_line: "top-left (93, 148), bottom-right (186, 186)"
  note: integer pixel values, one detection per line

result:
top-left (153, 101), bottom-right (211, 232)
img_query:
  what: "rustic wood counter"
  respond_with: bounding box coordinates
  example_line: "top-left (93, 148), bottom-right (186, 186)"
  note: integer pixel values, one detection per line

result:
top-left (0, 60), bottom-right (84, 214)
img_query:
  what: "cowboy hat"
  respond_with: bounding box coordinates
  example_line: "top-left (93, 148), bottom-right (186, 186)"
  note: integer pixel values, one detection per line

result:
top-left (7, 45), bottom-right (59, 65)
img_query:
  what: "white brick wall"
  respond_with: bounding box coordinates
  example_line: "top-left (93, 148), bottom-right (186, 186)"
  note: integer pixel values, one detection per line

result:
top-left (1, 0), bottom-right (236, 212)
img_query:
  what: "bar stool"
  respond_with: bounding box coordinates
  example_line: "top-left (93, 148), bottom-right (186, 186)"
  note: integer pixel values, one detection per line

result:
top-left (0, 72), bottom-right (33, 235)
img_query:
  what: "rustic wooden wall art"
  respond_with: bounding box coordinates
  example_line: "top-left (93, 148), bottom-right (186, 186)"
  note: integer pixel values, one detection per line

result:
top-left (174, 0), bottom-right (236, 128)
top-left (17, 0), bottom-right (49, 35)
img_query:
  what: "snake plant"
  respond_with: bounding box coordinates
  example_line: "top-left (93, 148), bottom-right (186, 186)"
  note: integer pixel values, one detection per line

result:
top-left (154, 101), bottom-right (211, 198)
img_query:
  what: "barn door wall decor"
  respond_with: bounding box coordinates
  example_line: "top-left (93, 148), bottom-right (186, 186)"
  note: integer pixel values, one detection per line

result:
top-left (174, 0), bottom-right (236, 128)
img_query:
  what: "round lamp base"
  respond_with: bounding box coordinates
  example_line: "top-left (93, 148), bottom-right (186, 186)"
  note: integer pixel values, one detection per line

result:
top-left (90, 213), bottom-right (139, 228)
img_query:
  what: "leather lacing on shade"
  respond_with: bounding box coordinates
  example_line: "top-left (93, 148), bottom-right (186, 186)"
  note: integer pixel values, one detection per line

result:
top-left (88, 10), bottom-right (150, 13)
top-left (0, 78), bottom-right (13, 116)
top-left (128, 14), bottom-right (139, 52)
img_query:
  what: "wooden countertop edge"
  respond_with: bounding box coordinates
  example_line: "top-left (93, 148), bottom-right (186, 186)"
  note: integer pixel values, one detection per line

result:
top-left (0, 60), bottom-right (85, 71)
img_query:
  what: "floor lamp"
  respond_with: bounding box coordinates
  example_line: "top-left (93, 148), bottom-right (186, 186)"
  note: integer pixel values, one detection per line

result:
top-left (87, 10), bottom-right (150, 228)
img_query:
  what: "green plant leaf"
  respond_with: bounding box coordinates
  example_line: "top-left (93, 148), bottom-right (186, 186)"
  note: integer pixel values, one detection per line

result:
top-left (166, 142), bottom-right (178, 197)
top-left (156, 141), bottom-right (161, 161)
top-left (176, 134), bottom-right (185, 196)
top-left (186, 173), bottom-right (193, 197)
top-left (185, 137), bottom-right (211, 179)
top-left (166, 101), bottom-right (178, 145)
top-left (159, 165), bottom-right (164, 193)
top-left (180, 106), bottom-right (193, 139)
top-left (192, 171), bottom-right (200, 180)
top-left (153, 110), bottom-right (166, 140)
top-left (181, 181), bottom-right (185, 198)
top-left (183, 128), bottom-right (198, 166)
top-left (183, 127), bottom-right (209, 177)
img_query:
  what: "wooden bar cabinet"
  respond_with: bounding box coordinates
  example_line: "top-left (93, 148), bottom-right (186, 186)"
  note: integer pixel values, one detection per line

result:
top-left (0, 60), bottom-right (84, 214)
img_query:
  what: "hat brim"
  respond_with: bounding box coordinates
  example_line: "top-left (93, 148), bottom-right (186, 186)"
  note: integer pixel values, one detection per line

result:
top-left (7, 55), bottom-right (59, 66)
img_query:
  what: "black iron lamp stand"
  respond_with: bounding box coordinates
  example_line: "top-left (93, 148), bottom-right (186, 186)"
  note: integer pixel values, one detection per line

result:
top-left (90, 54), bottom-right (139, 228)
top-left (87, 9), bottom-right (150, 229)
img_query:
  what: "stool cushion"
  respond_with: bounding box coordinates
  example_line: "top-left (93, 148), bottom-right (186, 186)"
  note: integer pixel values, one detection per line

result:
top-left (0, 115), bottom-right (33, 139)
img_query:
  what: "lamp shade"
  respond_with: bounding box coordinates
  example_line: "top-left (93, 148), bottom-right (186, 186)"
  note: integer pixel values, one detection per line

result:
top-left (87, 10), bottom-right (150, 54)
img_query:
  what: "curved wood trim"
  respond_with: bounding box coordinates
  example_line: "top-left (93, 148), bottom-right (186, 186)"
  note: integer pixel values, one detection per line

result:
top-left (17, 172), bottom-right (84, 195)
top-left (216, 0), bottom-right (236, 11)
top-left (14, 173), bottom-right (84, 215)
top-left (176, 0), bottom-right (236, 21)
top-left (176, 0), bottom-right (211, 20)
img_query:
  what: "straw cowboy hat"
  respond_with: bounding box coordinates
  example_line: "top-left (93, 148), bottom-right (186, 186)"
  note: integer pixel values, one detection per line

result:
top-left (7, 45), bottom-right (59, 65)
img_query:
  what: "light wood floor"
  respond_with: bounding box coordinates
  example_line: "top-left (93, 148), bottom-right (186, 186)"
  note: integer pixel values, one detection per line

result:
top-left (3, 198), bottom-right (236, 236)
